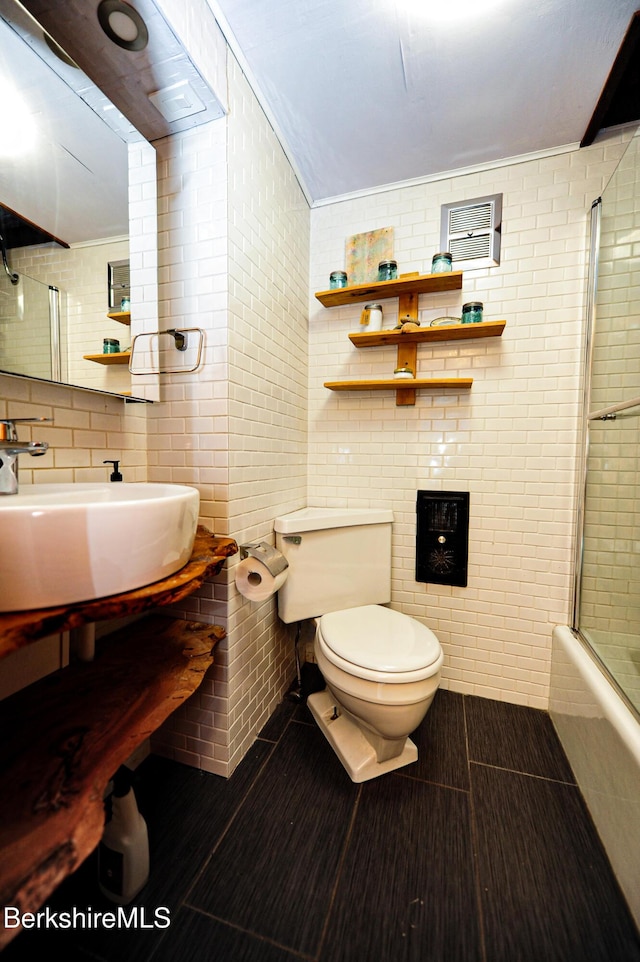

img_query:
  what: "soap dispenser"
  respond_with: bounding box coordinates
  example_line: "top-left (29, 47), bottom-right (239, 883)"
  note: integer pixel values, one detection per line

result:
top-left (98, 766), bottom-right (149, 904)
top-left (103, 459), bottom-right (123, 482)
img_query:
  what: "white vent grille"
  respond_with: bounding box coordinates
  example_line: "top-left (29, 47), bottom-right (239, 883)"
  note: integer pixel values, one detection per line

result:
top-left (441, 194), bottom-right (502, 269)
top-left (449, 233), bottom-right (492, 261)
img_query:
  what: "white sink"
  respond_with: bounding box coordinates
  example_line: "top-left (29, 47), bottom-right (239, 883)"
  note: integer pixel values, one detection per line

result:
top-left (0, 482), bottom-right (200, 611)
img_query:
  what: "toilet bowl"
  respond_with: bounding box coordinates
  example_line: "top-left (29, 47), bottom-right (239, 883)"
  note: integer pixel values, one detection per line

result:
top-left (275, 507), bottom-right (445, 782)
top-left (307, 604), bottom-right (443, 782)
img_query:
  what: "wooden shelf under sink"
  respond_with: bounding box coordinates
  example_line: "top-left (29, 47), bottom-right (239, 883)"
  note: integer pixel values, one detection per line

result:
top-left (0, 615), bottom-right (225, 948)
top-left (0, 529), bottom-right (237, 948)
top-left (0, 528), bottom-right (237, 660)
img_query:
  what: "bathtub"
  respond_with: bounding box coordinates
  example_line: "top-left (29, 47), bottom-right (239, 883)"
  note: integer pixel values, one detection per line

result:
top-left (550, 625), bottom-right (640, 927)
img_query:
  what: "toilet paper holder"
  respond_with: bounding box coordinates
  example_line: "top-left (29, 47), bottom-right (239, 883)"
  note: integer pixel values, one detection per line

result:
top-left (239, 542), bottom-right (288, 577)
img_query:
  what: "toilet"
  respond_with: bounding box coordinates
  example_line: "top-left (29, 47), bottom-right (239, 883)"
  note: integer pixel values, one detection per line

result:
top-left (274, 507), bottom-right (443, 783)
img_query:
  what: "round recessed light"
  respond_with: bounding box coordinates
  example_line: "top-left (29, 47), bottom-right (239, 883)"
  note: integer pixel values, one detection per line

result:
top-left (97, 0), bottom-right (148, 51)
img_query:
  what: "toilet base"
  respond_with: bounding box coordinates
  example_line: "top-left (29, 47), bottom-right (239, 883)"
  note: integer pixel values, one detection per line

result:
top-left (307, 689), bottom-right (418, 783)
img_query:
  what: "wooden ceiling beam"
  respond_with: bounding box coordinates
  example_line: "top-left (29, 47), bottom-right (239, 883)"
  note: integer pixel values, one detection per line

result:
top-left (582, 11), bottom-right (640, 148)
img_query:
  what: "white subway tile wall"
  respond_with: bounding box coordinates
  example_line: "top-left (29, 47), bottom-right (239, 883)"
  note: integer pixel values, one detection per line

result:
top-left (225, 57), bottom-right (309, 772)
top-left (148, 39), bottom-right (309, 775)
top-left (0, 373), bottom-right (148, 483)
top-left (145, 106), bottom-right (232, 773)
top-left (308, 131), bottom-right (634, 710)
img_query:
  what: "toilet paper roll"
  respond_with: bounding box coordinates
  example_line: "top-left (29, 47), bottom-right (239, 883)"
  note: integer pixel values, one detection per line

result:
top-left (235, 556), bottom-right (288, 601)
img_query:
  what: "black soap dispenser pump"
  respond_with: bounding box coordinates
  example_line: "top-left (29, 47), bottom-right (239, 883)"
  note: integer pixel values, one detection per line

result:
top-left (103, 459), bottom-right (123, 482)
top-left (98, 766), bottom-right (149, 904)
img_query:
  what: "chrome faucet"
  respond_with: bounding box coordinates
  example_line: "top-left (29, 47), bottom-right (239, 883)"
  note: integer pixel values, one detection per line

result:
top-left (0, 417), bottom-right (51, 495)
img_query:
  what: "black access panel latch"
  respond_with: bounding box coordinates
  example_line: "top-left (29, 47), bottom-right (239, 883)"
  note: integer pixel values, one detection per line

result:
top-left (416, 490), bottom-right (469, 587)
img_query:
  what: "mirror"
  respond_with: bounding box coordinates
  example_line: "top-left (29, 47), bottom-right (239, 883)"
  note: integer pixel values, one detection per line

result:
top-left (0, 0), bottom-right (157, 401)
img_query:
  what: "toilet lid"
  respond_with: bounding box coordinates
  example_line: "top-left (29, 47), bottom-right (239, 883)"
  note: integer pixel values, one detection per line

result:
top-left (319, 605), bottom-right (442, 674)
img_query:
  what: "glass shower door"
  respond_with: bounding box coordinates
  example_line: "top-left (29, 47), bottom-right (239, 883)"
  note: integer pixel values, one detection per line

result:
top-left (578, 401), bottom-right (640, 715)
top-left (573, 127), bottom-right (640, 719)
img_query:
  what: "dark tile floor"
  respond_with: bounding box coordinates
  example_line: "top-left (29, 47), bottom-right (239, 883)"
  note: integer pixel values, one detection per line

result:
top-left (4, 690), bottom-right (640, 962)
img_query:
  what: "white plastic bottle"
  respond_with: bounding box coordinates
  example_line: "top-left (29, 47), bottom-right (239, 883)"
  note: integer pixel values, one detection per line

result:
top-left (98, 767), bottom-right (149, 904)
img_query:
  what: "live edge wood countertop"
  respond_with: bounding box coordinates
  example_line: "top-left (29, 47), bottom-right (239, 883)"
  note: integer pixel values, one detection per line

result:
top-left (0, 528), bottom-right (237, 949)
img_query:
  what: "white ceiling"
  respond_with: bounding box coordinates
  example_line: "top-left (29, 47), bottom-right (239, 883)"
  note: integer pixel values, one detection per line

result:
top-left (208, 0), bottom-right (640, 204)
top-left (1, 0), bottom-right (639, 246)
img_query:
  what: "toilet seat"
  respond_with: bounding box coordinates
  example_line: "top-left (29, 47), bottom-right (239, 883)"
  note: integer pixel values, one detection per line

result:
top-left (317, 605), bottom-right (443, 684)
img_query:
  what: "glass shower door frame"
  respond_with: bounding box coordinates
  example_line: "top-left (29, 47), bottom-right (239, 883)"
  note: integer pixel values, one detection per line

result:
top-left (572, 197), bottom-right (601, 631)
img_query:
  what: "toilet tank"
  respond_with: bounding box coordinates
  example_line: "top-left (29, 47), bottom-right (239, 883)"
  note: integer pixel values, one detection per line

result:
top-left (274, 507), bottom-right (393, 623)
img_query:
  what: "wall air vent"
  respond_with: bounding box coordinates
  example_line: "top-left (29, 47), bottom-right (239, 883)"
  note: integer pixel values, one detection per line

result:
top-left (440, 193), bottom-right (502, 270)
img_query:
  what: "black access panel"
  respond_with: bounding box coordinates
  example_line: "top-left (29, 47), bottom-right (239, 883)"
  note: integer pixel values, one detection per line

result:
top-left (416, 490), bottom-right (469, 587)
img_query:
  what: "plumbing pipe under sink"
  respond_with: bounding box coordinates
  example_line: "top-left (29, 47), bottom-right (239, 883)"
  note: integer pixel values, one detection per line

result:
top-left (74, 624), bottom-right (96, 662)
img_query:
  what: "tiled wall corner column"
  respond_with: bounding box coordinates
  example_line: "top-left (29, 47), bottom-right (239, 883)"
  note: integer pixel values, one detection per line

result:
top-left (147, 12), bottom-right (309, 775)
top-left (146, 116), bottom-right (232, 774)
top-left (225, 56), bottom-right (310, 773)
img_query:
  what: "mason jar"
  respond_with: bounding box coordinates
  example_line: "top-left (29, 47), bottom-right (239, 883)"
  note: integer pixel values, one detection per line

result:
top-left (377, 260), bottom-right (398, 281)
top-left (461, 302), bottom-right (483, 324)
top-left (329, 270), bottom-right (348, 289)
top-left (431, 252), bottom-right (452, 273)
top-left (360, 303), bottom-right (383, 331)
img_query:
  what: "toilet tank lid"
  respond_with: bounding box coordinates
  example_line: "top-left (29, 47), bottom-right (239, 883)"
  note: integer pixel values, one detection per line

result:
top-left (275, 506), bottom-right (393, 534)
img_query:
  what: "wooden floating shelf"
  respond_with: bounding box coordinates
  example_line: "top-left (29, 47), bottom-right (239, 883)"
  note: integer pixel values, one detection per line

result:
top-left (324, 376), bottom-right (473, 395)
top-left (318, 269), bottom-right (505, 406)
top-left (107, 311), bottom-right (131, 326)
top-left (348, 319), bottom-right (506, 348)
top-left (83, 351), bottom-right (131, 365)
top-left (315, 271), bottom-right (463, 307)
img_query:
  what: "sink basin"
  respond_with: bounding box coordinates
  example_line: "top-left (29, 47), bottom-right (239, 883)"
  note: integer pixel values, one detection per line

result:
top-left (0, 482), bottom-right (200, 611)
